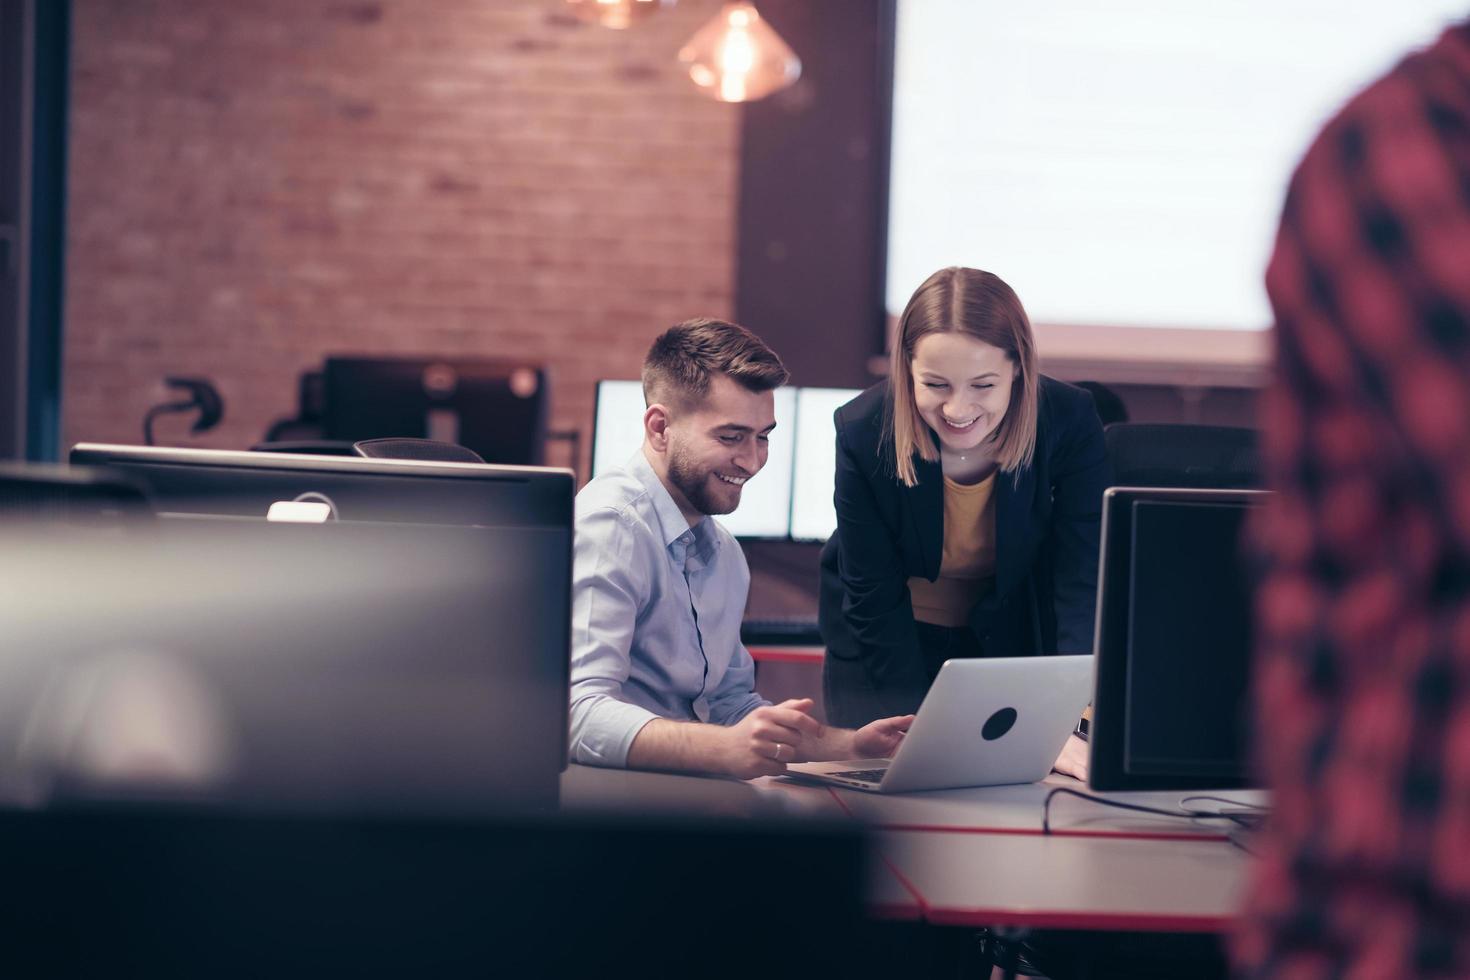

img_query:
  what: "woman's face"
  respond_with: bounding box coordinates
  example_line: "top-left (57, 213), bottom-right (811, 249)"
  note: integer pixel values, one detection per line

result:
top-left (909, 332), bottom-right (1017, 454)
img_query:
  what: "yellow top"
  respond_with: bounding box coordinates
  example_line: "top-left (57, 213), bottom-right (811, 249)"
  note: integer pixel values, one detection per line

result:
top-left (908, 472), bottom-right (998, 628)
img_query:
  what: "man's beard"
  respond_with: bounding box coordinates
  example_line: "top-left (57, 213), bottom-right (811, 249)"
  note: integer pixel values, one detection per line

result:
top-left (667, 445), bottom-right (740, 517)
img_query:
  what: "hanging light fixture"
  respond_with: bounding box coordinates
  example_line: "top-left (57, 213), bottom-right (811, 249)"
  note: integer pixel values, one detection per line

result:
top-left (564, 0), bottom-right (676, 30)
top-left (677, 2), bottom-right (800, 103)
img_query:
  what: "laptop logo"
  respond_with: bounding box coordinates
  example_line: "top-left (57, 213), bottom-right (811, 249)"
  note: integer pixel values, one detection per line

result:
top-left (981, 707), bottom-right (1017, 741)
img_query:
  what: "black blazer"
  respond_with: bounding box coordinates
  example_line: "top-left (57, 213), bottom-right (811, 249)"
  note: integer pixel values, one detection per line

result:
top-left (818, 376), bottom-right (1110, 721)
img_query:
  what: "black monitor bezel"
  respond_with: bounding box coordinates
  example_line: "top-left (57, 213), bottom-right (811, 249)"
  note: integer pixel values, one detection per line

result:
top-left (69, 443), bottom-right (573, 527)
top-left (1088, 486), bottom-right (1268, 792)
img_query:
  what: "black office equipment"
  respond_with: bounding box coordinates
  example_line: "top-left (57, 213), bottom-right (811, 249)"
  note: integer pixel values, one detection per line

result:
top-left (1105, 423), bottom-right (1259, 489)
top-left (62, 445), bottom-right (574, 789)
top-left (353, 437), bottom-right (486, 464)
top-left (323, 356), bottom-right (548, 466)
top-left (1089, 487), bottom-right (1266, 791)
top-left (69, 443), bottom-right (569, 529)
top-left (142, 376), bottom-right (224, 446)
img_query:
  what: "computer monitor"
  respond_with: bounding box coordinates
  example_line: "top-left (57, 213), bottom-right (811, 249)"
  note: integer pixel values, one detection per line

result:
top-left (789, 387), bottom-right (862, 541)
top-left (322, 356), bottom-right (548, 465)
top-left (1089, 487), bottom-right (1266, 791)
top-left (70, 443), bottom-right (570, 530)
top-left (590, 379), bottom-right (797, 539)
top-left (0, 516), bottom-right (571, 814)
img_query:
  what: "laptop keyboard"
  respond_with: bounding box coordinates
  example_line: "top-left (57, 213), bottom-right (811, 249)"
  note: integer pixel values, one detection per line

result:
top-left (829, 768), bottom-right (888, 784)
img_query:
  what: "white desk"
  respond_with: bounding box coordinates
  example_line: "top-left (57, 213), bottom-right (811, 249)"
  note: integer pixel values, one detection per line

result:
top-left (881, 829), bottom-right (1244, 932)
top-left (824, 773), bottom-right (1264, 840)
top-left (560, 764), bottom-right (1250, 933)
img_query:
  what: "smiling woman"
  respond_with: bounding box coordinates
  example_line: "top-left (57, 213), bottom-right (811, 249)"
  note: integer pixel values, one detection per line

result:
top-left (817, 268), bottom-right (1110, 781)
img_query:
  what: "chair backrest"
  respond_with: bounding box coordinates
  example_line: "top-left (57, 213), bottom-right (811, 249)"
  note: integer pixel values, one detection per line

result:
top-left (250, 440), bottom-right (359, 456)
top-left (1104, 423), bottom-right (1260, 489)
top-left (352, 438), bottom-right (486, 465)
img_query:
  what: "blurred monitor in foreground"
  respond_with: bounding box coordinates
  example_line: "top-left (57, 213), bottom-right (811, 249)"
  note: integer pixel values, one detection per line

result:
top-left (0, 806), bottom-right (869, 975)
top-left (0, 516), bottom-right (570, 815)
top-left (1089, 487), bottom-right (1267, 791)
top-left (323, 356), bottom-right (548, 465)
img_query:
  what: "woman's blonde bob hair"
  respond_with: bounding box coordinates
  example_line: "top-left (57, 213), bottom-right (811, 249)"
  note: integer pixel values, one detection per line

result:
top-left (885, 267), bottom-right (1039, 487)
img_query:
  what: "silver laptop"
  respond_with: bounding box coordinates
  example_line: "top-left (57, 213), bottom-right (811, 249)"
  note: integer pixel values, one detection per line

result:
top-left (786, 656), bottom-right (1093, 793)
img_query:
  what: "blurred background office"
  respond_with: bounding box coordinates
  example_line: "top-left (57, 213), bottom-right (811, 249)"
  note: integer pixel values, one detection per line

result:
top-left (23, 0), bottom-right (1457, 468)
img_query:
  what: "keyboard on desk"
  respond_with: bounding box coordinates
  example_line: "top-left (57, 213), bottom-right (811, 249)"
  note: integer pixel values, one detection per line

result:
top-left (828, 768), bottom-right (888, 785)
top-left (740, 616), bottom-right (822, 647)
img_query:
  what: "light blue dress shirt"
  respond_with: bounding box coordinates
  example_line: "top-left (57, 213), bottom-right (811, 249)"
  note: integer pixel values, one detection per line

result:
top-left (569, 449), bottom-right (768, 767)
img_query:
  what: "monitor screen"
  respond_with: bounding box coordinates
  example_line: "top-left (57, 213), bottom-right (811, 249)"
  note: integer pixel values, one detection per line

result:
top-left (886, 0), bottom-right (1464, 373)
top-left (789, 387), bottom-right (861, 541)
top-left (1089, 487), bottom-right (1266, 791)
top-left (323, 356), bottom-right (547, 465)
top-left (590, 380), bottom-right (797, 540)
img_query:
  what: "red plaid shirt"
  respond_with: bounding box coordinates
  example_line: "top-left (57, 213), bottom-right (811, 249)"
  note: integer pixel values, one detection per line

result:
top-left (1236, 22), bottom-right (1470, 978)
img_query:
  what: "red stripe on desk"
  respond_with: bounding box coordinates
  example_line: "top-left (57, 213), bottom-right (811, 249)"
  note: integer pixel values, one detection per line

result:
top-left (874, 854), bottom-right (928, 921)
top-left (826, 786), bottom-right (856, 817)
top-left (748, 647), bottom-right (825, 664)
top-left (922, 907), bottom-right (1235, 934)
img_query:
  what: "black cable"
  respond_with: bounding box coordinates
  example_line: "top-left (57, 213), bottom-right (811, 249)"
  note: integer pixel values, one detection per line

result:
top-left (1040, 786), bottom-right (1253, 835)
top-left (1179, 793), bottom-right (1267, 812)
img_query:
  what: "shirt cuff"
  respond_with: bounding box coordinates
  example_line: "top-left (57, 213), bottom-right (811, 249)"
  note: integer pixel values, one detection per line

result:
top-left (571, 697), bottom-right (661, 769)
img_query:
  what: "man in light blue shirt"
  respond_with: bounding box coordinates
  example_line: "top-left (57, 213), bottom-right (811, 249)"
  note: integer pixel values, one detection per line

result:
top-left (570, 318), bottom-right (913, 778)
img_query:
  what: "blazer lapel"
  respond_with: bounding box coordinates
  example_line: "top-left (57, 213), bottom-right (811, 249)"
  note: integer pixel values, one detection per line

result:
top-left (994, 463), bottom-right (1035, 597)
top-left (906, 454), bottom-right (944, 581)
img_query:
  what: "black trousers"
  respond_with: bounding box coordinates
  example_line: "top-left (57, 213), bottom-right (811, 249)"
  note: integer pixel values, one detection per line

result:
top-left (822, 622), bottom-right (986, 729)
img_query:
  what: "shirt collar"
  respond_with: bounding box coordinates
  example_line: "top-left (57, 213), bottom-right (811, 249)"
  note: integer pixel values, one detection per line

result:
top-left (625, 449), bottom-right (721, 558)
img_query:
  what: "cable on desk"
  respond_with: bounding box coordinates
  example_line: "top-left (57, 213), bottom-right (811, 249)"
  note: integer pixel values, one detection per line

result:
top-left (1040, 787), bottom-right (1251, 835)
top-left (1178, 793), bottom-right (1267, 813)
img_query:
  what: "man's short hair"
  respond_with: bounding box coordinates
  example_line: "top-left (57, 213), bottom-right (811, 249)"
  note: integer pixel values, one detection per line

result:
top-left (641, 317), bottom-right (789, 409)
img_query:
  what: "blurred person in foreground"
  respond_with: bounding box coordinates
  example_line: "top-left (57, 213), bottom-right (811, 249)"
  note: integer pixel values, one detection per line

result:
top-left (568, 318), bottom-right (912, 779)
top-left (1237, 20), bottom-right (1470, 977)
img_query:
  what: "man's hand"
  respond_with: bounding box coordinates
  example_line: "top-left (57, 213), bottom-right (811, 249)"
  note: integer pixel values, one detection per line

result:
top-left (852, 714), bottom-right (914, 759)
top-left (1051, 733), bottom-right (1089, 781)
top-left (716, 698), bottom-right (824, 779)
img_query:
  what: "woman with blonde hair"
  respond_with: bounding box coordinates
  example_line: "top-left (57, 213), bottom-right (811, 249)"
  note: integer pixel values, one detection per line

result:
top-left (817, 267), bottom-right (1109, 776)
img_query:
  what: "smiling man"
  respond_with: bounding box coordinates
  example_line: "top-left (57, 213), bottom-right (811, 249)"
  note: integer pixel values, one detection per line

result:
top-left (569, 318), bottom-right (912, 778)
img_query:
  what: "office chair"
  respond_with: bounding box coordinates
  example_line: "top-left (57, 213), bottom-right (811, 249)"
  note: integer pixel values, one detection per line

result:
top-left (1075, 380), bottom-right (1129, 426)
top-left (1104, 423), bottom-right (1259, 489)
top-left (352, 438), bottom-right (487, 464)
top-left (249, 440), bottom-right (359, 456)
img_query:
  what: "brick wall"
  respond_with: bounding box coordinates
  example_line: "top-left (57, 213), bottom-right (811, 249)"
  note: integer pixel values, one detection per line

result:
top-left (64, 0), bottom-right (739, 476)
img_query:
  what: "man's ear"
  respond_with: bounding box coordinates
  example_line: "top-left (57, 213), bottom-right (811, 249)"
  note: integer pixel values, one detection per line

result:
top-left (644, 403), bottom-right (672, 453)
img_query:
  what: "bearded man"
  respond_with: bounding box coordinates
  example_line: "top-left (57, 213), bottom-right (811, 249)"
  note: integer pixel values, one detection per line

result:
top-left (568, 318), bottom-right (911, 777)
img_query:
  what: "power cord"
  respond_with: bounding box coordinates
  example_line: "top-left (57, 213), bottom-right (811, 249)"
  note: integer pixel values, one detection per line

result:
top-left (1041, 786), bottom-right (1266, 838)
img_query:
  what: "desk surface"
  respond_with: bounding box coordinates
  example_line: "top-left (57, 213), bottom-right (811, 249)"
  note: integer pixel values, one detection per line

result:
top-left (882, 829), bottom-right (1244, 932)
top-left (561, 764), bottom-right (1250, 933)
top-left (824, 772), bottom-right (1264, 841)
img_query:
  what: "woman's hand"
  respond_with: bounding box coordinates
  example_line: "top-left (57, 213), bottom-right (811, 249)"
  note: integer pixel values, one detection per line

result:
top-left (1051, 733), bottom-right (1089, 781)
